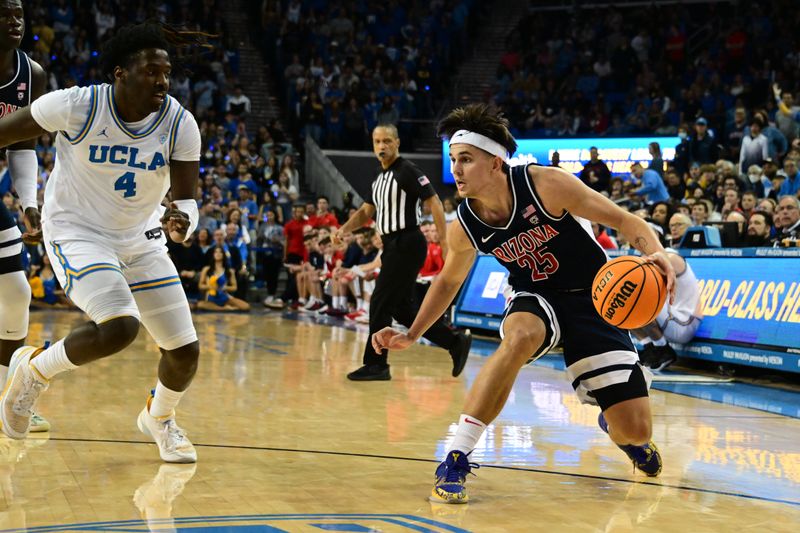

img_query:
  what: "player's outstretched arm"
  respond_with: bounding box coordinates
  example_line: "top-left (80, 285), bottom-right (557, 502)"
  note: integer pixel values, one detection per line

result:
top-left (529, 165), bottom-right (676, 302)
top-left (372, 220), bottom-right (475, 353)
top-left (0, 106), bottom-right (46, 149)
top-left (9, 59), bottom-right (48, 244)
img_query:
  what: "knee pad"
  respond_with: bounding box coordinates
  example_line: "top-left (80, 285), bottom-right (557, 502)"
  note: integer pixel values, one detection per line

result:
top-left (0, 271), bottom-right (30, 340)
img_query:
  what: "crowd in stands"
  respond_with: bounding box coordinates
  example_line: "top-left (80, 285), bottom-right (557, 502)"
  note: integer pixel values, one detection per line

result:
top-left (250, 0), bottom-right (488, 150)
top-left (8, 1), bottom-right (800, 315)
top-left (494, 1), bottom-right (799, 142)
top-left (577, 134), bottom-right (800, 250)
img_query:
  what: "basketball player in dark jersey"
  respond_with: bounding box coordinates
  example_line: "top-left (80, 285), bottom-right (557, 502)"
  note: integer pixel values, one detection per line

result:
top-left (0, 0), bottom-right (49, 431)
top-left (373, 104), bottom-right (676, 504)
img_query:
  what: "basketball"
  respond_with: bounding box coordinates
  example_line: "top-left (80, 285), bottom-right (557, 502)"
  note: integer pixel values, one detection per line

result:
top-left (591, 256), bottom-right (667, 330)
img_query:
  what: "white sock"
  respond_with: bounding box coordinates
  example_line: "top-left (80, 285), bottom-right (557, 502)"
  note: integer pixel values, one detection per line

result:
top-left (362, 301), bottom-right (370, 312)
top-left (337, 296), bottom-right (346, 309)
top-left (447, 413), bottom-right (487, 455)
top-left (0, 364), bottom-right (7, 383)
top-left (356, 298), bottom-right (363, 310)
top-left (148, 381), bottom-right (185, 418)
top-left (298, 297), bottom-right (307, 305)
top-left (652, 337), bottom-right (667, 346)
top-left (30, 340), bottom-right (78, 380)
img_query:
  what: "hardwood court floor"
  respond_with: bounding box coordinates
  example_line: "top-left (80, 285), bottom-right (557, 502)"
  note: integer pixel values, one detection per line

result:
top-left (1, 310), bottom-right (798, 532)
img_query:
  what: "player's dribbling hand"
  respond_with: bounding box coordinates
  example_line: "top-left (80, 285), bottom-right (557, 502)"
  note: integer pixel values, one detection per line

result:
top-left (22, 207), bottom-right (42, 245)
top-left (645, 251), bottom-right (676, 305)
top-left (160, 202), bottom-right (191, 242)
top-left (372, 327), bottom-right (414, 352)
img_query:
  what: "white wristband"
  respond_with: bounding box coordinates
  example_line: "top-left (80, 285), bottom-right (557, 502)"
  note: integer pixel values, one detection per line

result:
top-left (172, 199), bottom-right (199, 242)
top-left (7, 150), bottom-right (38, 210)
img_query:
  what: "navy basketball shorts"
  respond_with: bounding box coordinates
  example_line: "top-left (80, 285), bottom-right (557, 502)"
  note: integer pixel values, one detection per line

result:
top-left (500, 288), bottom-right (652, 411)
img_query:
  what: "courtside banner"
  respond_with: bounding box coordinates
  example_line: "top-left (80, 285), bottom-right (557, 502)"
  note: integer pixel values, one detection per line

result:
top-left (453, 253), bottom-right (800, 373)
top-left (442, 136), bottom-right (680, 183)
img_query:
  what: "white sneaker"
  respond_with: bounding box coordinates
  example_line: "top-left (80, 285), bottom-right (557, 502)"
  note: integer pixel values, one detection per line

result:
top-left (266, 297), bottom-right (285, 309)
top-left (137, 407), bottom-right (197, 463)
top-left (29, 413), bottom-right (51, 432)
top-left (0, 346), bottom-right (49, 440)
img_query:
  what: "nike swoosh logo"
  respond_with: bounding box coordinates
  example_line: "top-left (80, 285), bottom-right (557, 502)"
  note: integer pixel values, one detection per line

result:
top-left (464, 417), bottom-right (483, 427)
top-left (481, 233), bottom-right (495, 243)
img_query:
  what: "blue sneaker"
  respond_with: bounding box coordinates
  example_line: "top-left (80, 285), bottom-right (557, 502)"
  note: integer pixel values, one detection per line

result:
top-left (598, 413), bottom-right (662, 477)
top-left (429, 450), bottom-right (479, 504)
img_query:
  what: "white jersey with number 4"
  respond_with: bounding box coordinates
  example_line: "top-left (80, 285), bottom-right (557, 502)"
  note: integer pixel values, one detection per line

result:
top-left (31, 83), bottom-right (200, 238)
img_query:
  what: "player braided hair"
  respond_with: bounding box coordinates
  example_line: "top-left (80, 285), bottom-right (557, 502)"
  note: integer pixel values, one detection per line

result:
top-left (100, 21), bottom-right (216, 81)
top-left (436, 103), bottom-right (518, 156)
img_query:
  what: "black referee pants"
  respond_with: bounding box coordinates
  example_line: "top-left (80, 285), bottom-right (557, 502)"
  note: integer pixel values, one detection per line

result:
top-left (363, 227), bottom-right (457, 366)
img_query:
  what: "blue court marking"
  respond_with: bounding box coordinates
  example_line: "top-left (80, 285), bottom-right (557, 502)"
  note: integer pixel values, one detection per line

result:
top-left (0, 514), bottom-right (470, 533)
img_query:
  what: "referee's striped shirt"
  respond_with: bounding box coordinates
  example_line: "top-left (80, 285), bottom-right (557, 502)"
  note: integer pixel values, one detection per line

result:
top-left (368, 157), bottom-right (436, 235)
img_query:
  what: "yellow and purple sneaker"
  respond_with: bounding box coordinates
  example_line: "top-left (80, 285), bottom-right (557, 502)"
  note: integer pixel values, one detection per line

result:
top-left (429, 450), bottom-right (479, 504)
top-left (598, 412), bottom-right (662, 477)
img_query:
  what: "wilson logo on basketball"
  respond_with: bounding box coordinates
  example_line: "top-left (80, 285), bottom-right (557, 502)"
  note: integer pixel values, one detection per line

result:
top-left (604, 280), bottom-right (638, 320)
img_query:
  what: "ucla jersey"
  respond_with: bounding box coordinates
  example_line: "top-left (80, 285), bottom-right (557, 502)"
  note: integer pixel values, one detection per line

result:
top-left (31, 83), bottom-right (199, 237)
top-left (457, 164), bottom-right (608, 292)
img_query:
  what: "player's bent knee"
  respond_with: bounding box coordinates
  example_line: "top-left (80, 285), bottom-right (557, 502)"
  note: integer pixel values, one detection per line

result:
top-left (97, 316), bottom-right (140, 353)
top-left (501, 322), bottom-right (546, 365)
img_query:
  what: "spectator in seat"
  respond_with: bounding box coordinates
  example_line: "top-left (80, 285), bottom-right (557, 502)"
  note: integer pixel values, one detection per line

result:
top-left (738, 118), bottom-right (769, 175)
top-left (592, 222), bottom-right (617, 250)
top-left (746, 212), bottom-right (774, 247)
top-left (226, 85), bottom-right (251, 117)
top-left (282, 205), bottom-right (309, 304)
top-left (668, 213), bottom-right (692, 248)
top-left (579, 146), bottom-right (611, 193)
top-left (689, 117), bottom-right (719, 165)
top-left (691, 200), bottom-right (709, 225)
top-left (167, 232), bottom-right (205, 299)
top-left (775, 195), bottom-right (800, 246)
top-left (313, 195), bottom-right (340, 228)
top-left (778, 159), bottom-right (800, 197)
top-left (630, 162), bottom-right (669, 204)
top-left (257, 209), bottom-right (285, 309)
top-left (197, 246), bottom-right (251, 312)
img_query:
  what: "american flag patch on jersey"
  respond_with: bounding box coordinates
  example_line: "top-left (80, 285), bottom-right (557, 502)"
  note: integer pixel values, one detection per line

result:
top-left (16, 82), bottom-right (26, 91)
top-left (418, 175), bottom-right (430, 186)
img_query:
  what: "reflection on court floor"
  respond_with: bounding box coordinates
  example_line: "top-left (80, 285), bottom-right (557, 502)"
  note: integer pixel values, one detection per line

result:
top-left (0, 310), bottom-right (797, 533)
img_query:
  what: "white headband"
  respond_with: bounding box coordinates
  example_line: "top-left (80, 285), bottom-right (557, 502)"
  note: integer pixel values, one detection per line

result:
top-left (450, 129), bottom-right (508, 160)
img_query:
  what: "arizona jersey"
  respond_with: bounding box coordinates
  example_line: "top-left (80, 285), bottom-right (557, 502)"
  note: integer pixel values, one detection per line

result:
top-left (30, 83), bottom-right (200, 236)
top-left (0, 49), bottom-right (33, 273)
top-left (457, 164), bottom-right (608, 292)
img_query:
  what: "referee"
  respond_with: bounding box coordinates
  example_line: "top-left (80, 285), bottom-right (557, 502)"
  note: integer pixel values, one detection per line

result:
top-left (334, 124), bottom-right (472, 381)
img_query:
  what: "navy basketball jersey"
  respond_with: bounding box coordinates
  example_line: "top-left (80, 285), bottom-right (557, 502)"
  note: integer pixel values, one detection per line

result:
top-left (0, 49), bottom-right (32, 234)
top-left (457, 164), bottom-right (608, 292)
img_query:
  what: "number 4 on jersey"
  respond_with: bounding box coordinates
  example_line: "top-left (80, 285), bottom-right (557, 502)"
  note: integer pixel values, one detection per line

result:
top-left (114, 171), bottom-right (137, 198)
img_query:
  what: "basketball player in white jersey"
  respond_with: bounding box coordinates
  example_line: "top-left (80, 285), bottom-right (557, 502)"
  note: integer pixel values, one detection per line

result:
top-left (0, 0), bottom-right (50, 432)
top-left (633, 249), bottom-right (703, 371)
top-left (0, 22), bottom-right (206, 463)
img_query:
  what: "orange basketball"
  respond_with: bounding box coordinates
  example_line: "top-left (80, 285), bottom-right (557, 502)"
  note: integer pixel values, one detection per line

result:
top-left (591, 256), bottom-right (667, 330)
